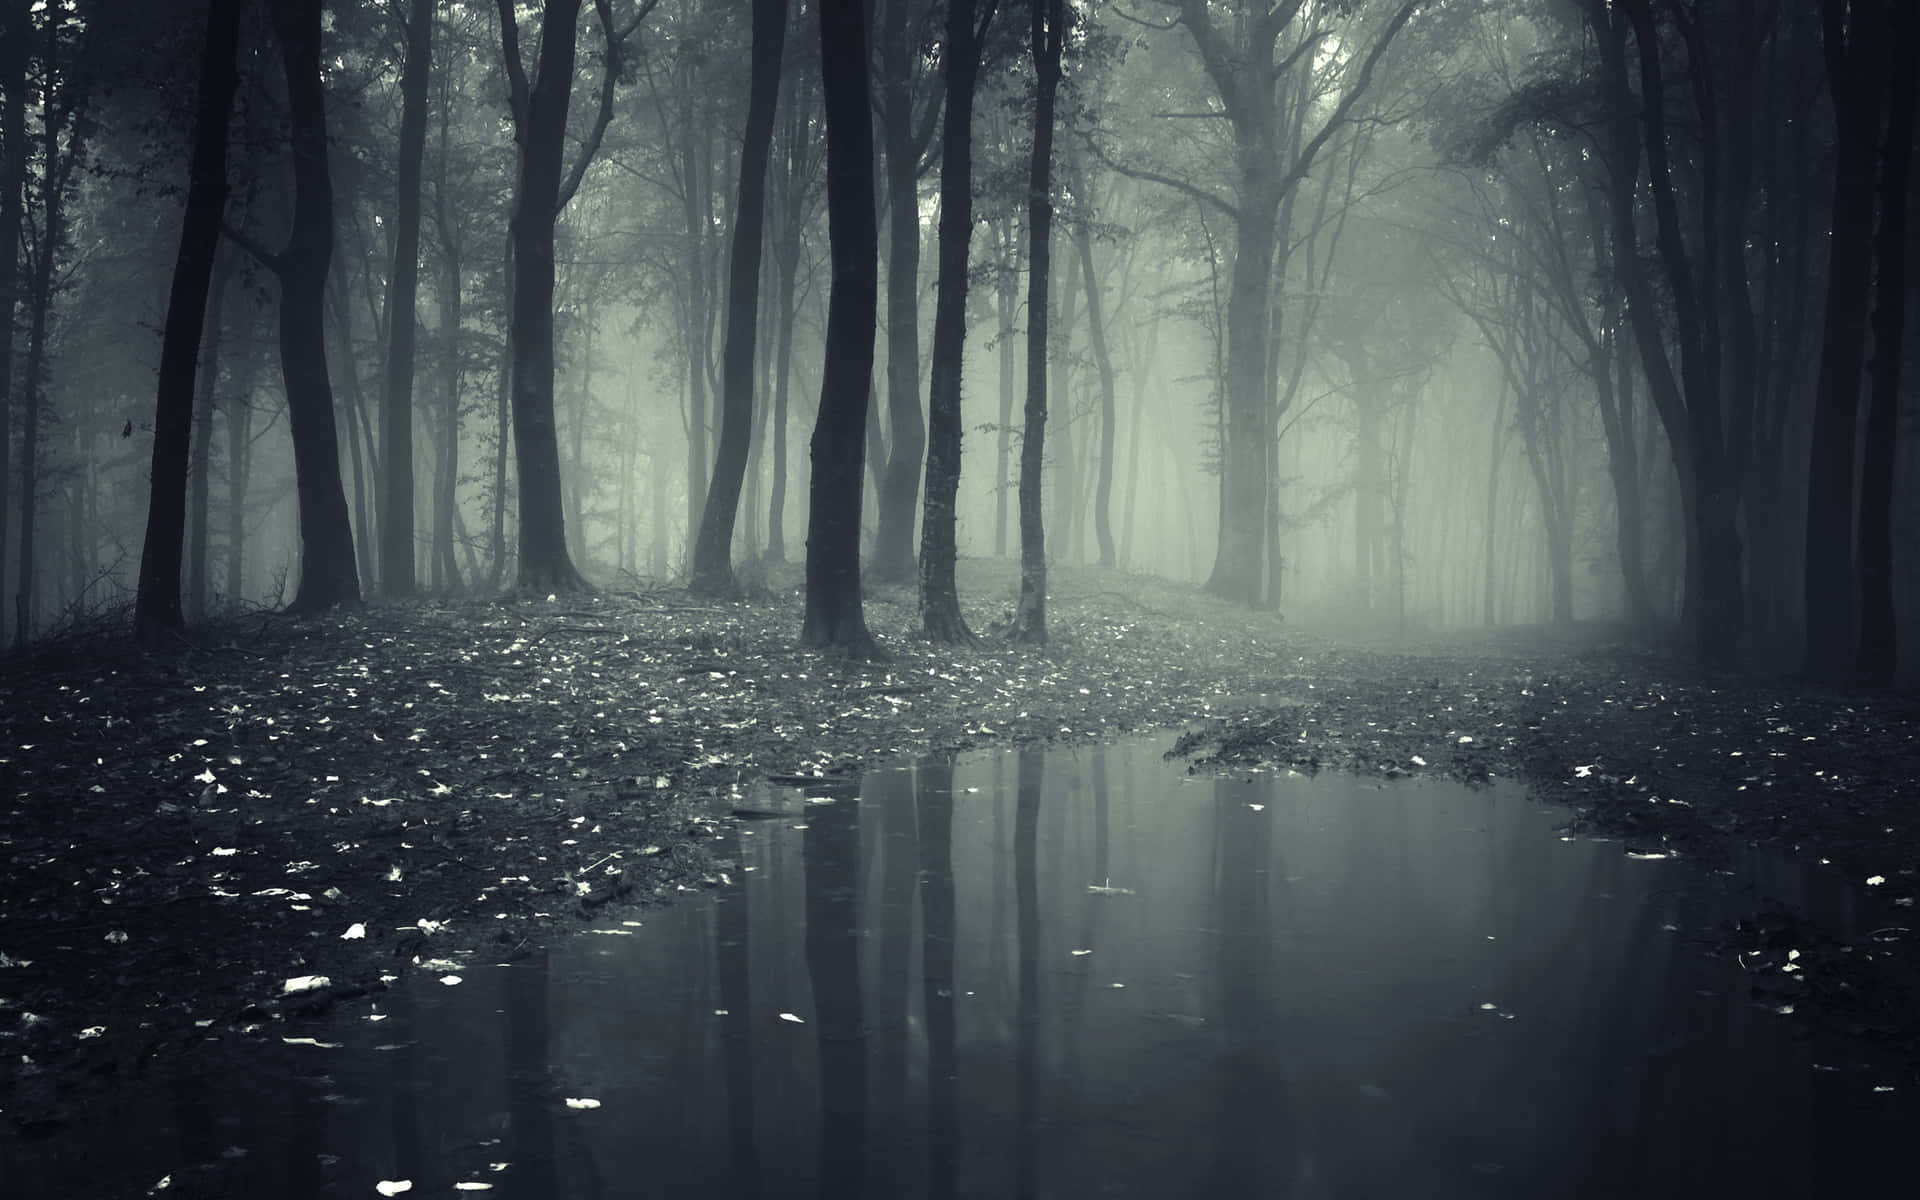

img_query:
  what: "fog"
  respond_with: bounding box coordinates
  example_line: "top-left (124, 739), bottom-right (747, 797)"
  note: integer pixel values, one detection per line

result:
top-left (1, 0), bottom-right (1912, 675)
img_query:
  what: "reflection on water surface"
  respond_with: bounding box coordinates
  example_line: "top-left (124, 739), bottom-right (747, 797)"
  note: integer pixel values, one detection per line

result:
top-left (20, 737), bottom-right (1914, 1197)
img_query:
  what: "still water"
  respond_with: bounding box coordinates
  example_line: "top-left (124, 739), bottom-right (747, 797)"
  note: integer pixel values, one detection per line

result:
top-left (23, 737), bottom-right (1917, 1196)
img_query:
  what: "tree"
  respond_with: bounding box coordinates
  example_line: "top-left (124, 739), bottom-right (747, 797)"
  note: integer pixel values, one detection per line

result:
top-left (134, 0), bottom-right (244, 641)
top-left (378, 0), bottom-right (433, 597)
top-left (265, 0), bottom-right (360, 612)
top-left (1008, 0), bottom-right (1065, 644)
top-left (918, 0), bottom-right (998, 642)
top-left (1109, 0), bottom-right (1418, 606)
top-left (0, 0), bottom-right (32, 647)
top-left (802, 0), bottom-right (883, 656)
top-left (869, 0), bottom-right (939, 585)
top-left (494, 0), bottom-right (650, 593)
top-left (689, 0), bottom-right (788, 594)
top-left (1856, 0), bottom-right (1915, 683)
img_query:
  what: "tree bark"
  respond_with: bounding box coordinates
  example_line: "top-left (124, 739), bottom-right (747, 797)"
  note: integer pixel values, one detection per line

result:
top-left (870, 0), bottom-right (929, 585)
top-left (1010, 0), bottom-right (1064, 644)
top-left (134, 0), bottom-right (243, 641)
top-left (269, 0), bottom-right (361, 613)
top-left (0, 0), bottom-right (25, 646)
top-left (379, 0), bottom-right (433, 597)
top-left (918, 0), bottom-right (991, 643)
top-left (802, 0), bottom-right (883, 656)
top-left (1856, 0), bottom-right (1913, 683)
top-left (186, 252), bottom-right (235, 623)
top-left (1804, 0), bottom-right (1890, 674)
top-left (690, 0), bottom-right (787, 594)
top-left (500, 0), bottom-right (591, 593)
top-left (1073, 225), bottom-right (1118, 569)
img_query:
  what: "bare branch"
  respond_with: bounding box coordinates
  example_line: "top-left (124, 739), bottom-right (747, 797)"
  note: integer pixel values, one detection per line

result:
top-left (219, 219), bottom-right (281, 274)
top-left (494, 0), bottom-right (530, 132)
top-left (1111, 5), bottom-right (1178, 30)
top-left (1274, 0), bottom-right (1420, 199)
top-left (1085, 137), bottom-right (1239, 220)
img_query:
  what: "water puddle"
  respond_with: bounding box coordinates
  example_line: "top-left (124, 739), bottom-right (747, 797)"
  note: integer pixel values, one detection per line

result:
top-left (17, 737), bottom-right (1915, 1196)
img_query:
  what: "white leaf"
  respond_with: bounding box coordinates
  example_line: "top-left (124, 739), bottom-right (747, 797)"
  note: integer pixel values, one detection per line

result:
top-left (453, 1186), bottom-right (494, 1193)
top-left (778, 1012), bottom-right (805, 1024)
top-left (563, 1097), bottom-right (601, 1109)
top-left (1410, 755), bottom-right (1427, 767)
top-left (1070, 949), bottom-right (1092, 956)
top-left (341, 923), bottom-right (367, 940)
top-left (438, 975), bottom-right (462, 986)
top-left (1867, 875), bottom-right (1886, 886)
top-left (282, 975), bottom-right (330, 995)
top-left (375, 1182), bottom-right (413, 1196)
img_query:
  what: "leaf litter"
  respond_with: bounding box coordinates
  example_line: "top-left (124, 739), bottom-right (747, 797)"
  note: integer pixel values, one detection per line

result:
top-left (2, 560), bottom-right (1917, 1159)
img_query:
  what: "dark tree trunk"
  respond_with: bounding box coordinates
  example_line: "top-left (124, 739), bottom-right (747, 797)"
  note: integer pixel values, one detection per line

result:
top-left (1074, 225), bottom-right (1117, 569)
top-left (1804, 0), bottom-right (1890, 675)
top-left (272, 0), bottom-right (361, 613)
top-left (690, 0), bottom-right (787, 594)
top-left (919, 0), bottom-right (989, 642)
top-left (187, 252), bottom-right (234, 623)
top-left (1011, 0), bottom-right (1064, 644)
top-left (802, 0), bottom-right (883, 657)
top-left (1857, 0), bottom-right (1914, 684)
top-left (379, 0), bottom-right (433, 597)
top-left (501, 0), bottom-right (589, 593)
top-left (0, 0), bottom-right (24, 646)
top-left (870, 0), bottom-right (928, 585)
top-left (134, 0), bottom-right (243, 641)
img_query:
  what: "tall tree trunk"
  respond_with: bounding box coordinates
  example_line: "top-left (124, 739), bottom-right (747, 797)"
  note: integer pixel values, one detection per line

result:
top-left (680, 87), bottom-right (712, 562)
top-left (1857, 0), bottom-right (1914, 683)
top-left (993, 221), bottom-right (1016, 559)
top-left (330, 281), bottom-right (378, 589)
top-left (1010, 0), bottom-right (1064, 644)
top-left (1074, 223), bottom-right (1117, 569)
top-left (433, 234), bottom-right (465, 593)
top-left (488, 232), bottom-right (512, 586)
top-left (691, 0), bottom-right (787, 594)
top-left (272, 0), bottom-right (361, 613)
top-left (870, 0), bottom-right (928, 585)
top-left (1803, 0), bottom-right (1890, 674)
top-left (379, 0), bottom-right (432, 597)
top-left (500, 0), bottom-right (590, 593)
top-left (186, 252), bottom-right (235, 623)
top-left (134, 0), bottom-right (243, 641)
top-left (1048, 238), bottom-right (1079, 565)
top-left (224, 327), bottom-right (256, 605)
top-left (766, 246), bottom-right (796, 563)
top-left (919, 0), bottom-right (990, 642)
top-left (0, 0), bottom-right (25, 647)
top-left (802, 0), bottom-right (882, 656)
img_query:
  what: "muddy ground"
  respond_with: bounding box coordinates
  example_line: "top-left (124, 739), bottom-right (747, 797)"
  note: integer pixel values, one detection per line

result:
top-left (4, 559), bottom-right (1917, 1153)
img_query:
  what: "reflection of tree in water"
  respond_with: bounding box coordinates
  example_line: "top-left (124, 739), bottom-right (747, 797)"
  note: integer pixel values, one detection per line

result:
top-left (716, 824), bottom-right (762, 1199)
top-left (387, 983), bottom-right (421, 1193)
top-left (1015, 746), bottom-right (1043, 1200)
top-left (506, 949), bottom-right (557, 1197)
top-left (872, 767), bottom-right (919, 1194)
top-left (805, 780), bottom-right (867, 1197)
top-left (917, 755), bottom-right (959, 1200)
top-left (1207, 776), bottom-right (1294, 1193)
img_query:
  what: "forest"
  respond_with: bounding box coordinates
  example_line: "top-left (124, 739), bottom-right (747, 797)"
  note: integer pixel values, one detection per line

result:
top-left (4, 0), bottom-right (1920, 1193)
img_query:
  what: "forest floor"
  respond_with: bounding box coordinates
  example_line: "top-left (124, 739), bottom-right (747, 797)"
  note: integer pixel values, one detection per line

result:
top-left (4, 557), bottom-right (1919, 1144)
